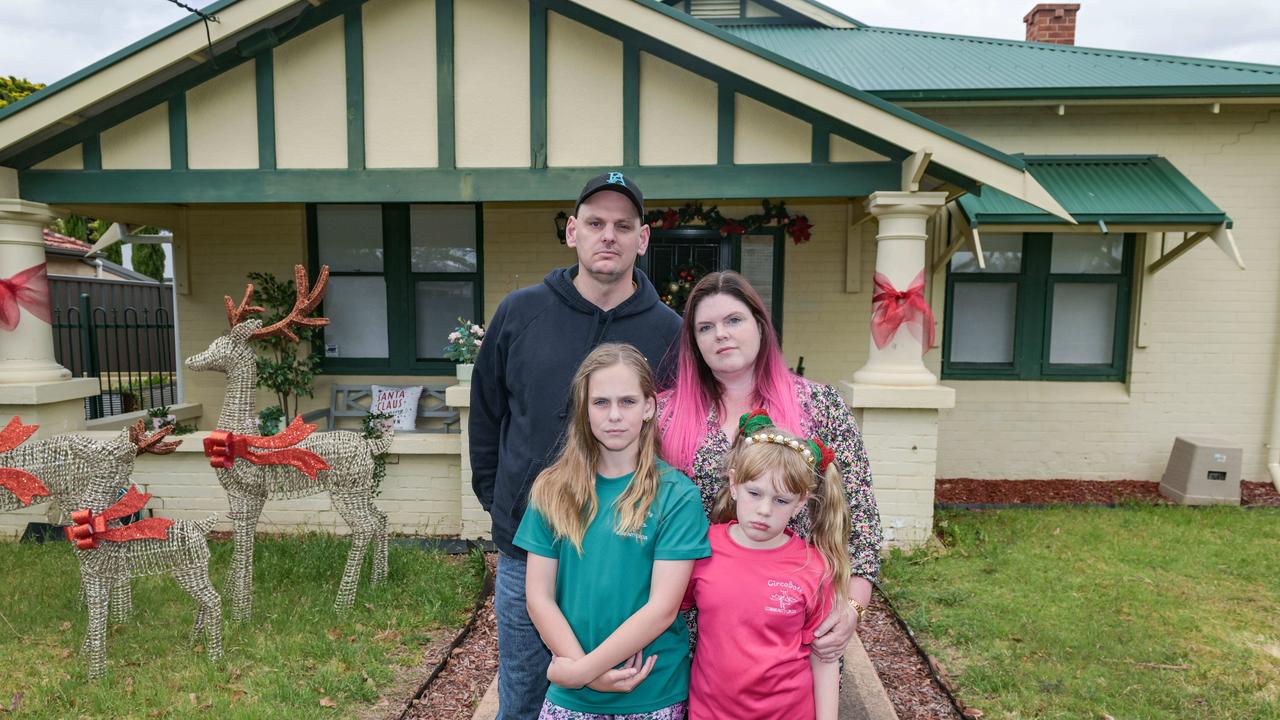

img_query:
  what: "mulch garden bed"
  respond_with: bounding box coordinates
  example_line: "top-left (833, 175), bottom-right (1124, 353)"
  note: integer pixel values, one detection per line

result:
top-left (404, 479), bottom-right (1280, 719)
top-left (936, 478), bottom-right (1280, 508)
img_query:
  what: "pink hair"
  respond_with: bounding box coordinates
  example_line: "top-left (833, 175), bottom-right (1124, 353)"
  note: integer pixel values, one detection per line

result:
top-left (659, 271), bottom-right (804, 473)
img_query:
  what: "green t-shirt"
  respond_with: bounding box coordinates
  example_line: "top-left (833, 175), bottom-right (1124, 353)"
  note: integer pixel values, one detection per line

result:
top-left (514, 460), bottom-right (711, 714)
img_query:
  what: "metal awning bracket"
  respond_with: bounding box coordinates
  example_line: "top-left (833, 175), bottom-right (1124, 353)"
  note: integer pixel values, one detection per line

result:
top-left (1148, 224), bottom-right (1244, 275)
top-left (934, 202), bottom-right (983, 273)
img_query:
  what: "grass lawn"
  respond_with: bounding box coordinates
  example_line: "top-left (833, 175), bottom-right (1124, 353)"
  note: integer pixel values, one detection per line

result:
top-left (880, 505), bottom-right (1280, 720)
top-left (0, 535), bottom-right (484, 719)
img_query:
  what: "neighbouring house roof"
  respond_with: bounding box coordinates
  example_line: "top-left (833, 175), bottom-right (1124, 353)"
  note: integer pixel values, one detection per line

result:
top-left (722, 24), bottom-right (1280, 101)
top-left (957, 156), bottom-right (1229, 227)
top-left (43, 229), bottom-right (98, 256)
top-left (42, 228), bottom-right (157, 282)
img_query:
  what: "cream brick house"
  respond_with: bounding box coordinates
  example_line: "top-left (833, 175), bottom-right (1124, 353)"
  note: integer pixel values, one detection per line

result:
top-left (1, 0), bottom-right (1275, 545)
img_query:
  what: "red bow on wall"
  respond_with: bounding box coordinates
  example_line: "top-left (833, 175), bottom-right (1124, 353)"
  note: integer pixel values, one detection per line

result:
top-left (0, 263), bottom-right (52, 332)
top-left (0, 417), bottom-right (49, 506)
top-left (870, 270), bottom-right (936, 354)
top-left (64, 486), bottom-right (174, 550)
top-left (203, 416), bottom-right (331, 480)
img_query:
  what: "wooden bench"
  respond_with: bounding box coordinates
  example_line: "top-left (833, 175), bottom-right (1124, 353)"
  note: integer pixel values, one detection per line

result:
top-left (300, 384), bottom-right (461, 433)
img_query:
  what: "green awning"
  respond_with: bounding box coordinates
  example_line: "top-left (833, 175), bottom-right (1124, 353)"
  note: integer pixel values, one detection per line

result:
top-left (957, 155), bottom-right (1230, 229)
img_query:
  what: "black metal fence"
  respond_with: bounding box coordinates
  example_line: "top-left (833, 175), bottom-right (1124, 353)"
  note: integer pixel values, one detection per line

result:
top-left (49, 277), bottom-right (178, 419)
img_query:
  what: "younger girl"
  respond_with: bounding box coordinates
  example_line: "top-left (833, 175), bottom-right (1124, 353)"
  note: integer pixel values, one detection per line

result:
top-left (682, 410), bottom-right (852, 720)
top-left (515, 343), bottom-right (711, 719)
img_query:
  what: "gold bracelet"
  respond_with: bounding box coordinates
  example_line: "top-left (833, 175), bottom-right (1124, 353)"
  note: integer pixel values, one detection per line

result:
top-left (847, 597), bottom-right (867, 623)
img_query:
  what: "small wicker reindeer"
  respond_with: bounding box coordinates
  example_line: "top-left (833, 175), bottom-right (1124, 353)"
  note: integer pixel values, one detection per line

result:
top-left (0, 419), bottom-right (222, 679)
top-left (185, 265), bottom-right (393, 619)
top-left (0, 419), bottom-right (137, 621)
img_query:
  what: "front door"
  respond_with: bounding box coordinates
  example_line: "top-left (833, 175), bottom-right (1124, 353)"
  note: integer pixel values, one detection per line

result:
top-left (639, 228), bottom-right (784, 336)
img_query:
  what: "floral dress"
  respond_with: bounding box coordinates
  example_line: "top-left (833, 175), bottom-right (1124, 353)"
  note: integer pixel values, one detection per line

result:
top-left (657, 376), bottom-right (882, 581)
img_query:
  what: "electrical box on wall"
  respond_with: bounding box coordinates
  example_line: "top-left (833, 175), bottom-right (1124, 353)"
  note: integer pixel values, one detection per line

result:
top-left (1159, 436), bottom-right (1242, 506)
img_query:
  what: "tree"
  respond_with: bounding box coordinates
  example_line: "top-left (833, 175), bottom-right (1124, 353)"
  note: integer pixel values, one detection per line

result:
top-left (132, 243), bottom-right (166, 281)
top-left (0, 76), bottom-right (44, 109)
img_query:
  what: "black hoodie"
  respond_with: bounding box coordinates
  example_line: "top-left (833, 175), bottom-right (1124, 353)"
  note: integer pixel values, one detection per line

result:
top-left (469, 266), bottom-right (682, 557)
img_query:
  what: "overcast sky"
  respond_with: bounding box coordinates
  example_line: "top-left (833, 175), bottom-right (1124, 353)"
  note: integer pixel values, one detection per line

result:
top-left (3, 0), bottom-right (1279, 86)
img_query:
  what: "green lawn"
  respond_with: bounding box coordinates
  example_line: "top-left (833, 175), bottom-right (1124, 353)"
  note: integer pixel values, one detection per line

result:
top-left (0, 535), bottom-right (484, 718)
top-left (880, 505), bottom-right (1280, 720)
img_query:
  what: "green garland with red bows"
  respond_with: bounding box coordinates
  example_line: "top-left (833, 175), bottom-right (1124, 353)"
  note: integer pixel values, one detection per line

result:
top-left (644, 200), bottom-right (814, 244)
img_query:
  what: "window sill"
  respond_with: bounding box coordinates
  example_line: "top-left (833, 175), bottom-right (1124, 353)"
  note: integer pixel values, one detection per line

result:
top-left (943, 380), bottom-right (1130, 404)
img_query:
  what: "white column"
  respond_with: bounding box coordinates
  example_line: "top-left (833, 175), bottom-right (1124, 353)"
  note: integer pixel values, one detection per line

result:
top-left (446, 380), bottom-right (491, 540)
top-left (852, 191), bottom-right (947, 386)
top-left (844, 190), bottom-right (954, 549)
top-left (0, 197), bottom-right (69, 384)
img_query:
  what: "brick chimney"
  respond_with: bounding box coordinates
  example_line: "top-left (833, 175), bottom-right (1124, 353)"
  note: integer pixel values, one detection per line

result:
top-left (1024, 4), bottom-right (1080, 45)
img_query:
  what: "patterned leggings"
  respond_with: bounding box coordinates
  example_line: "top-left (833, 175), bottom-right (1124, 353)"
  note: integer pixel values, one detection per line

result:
top-left (537, 699), bottom-right (687, 720)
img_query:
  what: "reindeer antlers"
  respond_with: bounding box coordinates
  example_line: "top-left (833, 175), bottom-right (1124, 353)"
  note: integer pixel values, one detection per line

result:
top-left (249, 265), bottom-right (330, 342)
top-left (129, 421), bottom-right (182, 456)
top-left (223, 265), bottom-right (331, 343)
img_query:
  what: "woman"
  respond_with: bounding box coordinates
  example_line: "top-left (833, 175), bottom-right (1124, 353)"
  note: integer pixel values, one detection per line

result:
top-left (658, 271), bottom-right (881, 661)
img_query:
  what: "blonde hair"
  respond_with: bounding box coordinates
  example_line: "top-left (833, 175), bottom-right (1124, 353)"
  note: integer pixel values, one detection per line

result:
top-left (528, 343), bottom-right (662, 554)
top-left (712, 425), bottom-right (851, 604)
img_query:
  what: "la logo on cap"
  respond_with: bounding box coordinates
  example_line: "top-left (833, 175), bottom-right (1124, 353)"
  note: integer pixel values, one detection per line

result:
top-left (607, 171), bottom-right (626, 186)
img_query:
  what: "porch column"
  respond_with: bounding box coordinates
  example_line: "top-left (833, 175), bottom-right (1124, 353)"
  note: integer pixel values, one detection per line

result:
top-left (844, 191), bottom-right (954, 548)
top-left (446, 380), bottom-right (492, 541)
top-left (0, 168), bottom-right (100, 535)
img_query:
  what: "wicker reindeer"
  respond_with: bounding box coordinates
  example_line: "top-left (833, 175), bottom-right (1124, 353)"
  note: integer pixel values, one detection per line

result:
top-left (1, 419), bottom-right (137, 621)
top-left (0, 418), bottom-right (222, 679)
top-left (185, 265), bottom-right (393, 619)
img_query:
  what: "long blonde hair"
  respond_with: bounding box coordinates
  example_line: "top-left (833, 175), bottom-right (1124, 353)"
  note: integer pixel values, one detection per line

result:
top-left (529, 343), bottom-right (662, 554)
top-left (712, 425), bottom-right (851, 604)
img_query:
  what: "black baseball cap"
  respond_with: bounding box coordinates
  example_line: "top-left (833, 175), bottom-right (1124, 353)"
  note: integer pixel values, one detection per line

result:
top-left (575, 172), bottom-right (644, 219)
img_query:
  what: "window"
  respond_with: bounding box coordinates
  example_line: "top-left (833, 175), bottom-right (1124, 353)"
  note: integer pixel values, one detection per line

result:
top-left (942, 232), bottom-right (1133, 381)
top-left (309, 203), bottom-right (483, 374)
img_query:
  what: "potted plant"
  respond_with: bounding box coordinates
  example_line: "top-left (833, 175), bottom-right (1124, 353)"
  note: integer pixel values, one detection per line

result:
top-left (146, 405), bottom-right (176, 432)
top-left (443, 318), bottom-right (484, 383)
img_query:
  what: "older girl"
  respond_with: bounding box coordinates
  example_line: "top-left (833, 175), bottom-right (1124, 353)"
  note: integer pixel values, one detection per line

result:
top-left (516, 343), bottom-right (710, 719)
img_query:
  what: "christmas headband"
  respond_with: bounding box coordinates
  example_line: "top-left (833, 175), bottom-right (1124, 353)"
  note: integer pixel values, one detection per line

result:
top-left (737, 410), bottom-right (834, 473)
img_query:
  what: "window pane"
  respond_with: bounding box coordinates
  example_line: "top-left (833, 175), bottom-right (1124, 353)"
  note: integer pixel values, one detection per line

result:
top-left (1051, 233), bottom-right (1123, 274)
top-left (415, 281), bottom-right (476, 359)
top-left (410, 205), bottom-right (477, 273)
top-left (317, 205), bottom-right (383, 272)
top-left (323, 276), bottom-right (388, 358)
top-left (950, 283), bottom-right (1017, 363)
top-left (1049, 283), bottom-right (1117, 364)
top-left (740, 234), bottom-right (774, 314)
top-left (950, 233), bottom-right (1022, 273)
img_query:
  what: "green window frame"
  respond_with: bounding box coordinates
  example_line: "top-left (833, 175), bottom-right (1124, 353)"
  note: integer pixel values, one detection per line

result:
top-left (942, 232), bottom-right (1134, 381)
top-left (306, 203), bottom-right (484, 376)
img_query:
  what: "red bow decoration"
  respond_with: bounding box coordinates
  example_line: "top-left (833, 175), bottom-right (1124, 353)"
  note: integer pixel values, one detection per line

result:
top-left (813, 438), bottom-right (835, 473)
top-left (0, 263), bottom-right (52, 332)
top-left (203, 416), bottom-right (331, 480)
top-left (64, 486), bottom-right (174, 550)
top-left (0, 417), bottom-right (49, 506)
top-left (871, 270), bottom-right (935, 353)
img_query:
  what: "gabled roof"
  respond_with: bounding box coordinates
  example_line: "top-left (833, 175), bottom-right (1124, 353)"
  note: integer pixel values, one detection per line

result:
top-left (957, 156), bottom-right (1229, 227)
top-left (723, 25), bottom-right (1280, 100)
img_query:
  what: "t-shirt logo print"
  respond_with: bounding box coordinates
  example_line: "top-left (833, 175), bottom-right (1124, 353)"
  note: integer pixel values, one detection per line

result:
top-left (765, 579), bottom-right (802, 615)
top-left (607, 172), bottom-right (627, 186)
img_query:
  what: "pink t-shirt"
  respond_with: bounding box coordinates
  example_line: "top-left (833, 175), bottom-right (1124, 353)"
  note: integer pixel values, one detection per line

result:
top-left (682, 522), bottom-right (835, 720)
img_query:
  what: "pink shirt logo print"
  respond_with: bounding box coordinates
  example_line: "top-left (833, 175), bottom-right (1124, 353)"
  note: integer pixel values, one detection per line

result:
top-left (766, 578), bottom-right (803, 615)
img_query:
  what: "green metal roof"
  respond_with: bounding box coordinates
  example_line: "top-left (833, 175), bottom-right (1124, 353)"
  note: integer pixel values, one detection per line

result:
top-left (957, 156), bottom-right (1230, 226)
top-left (723, 25), bottom-right (1280, 100)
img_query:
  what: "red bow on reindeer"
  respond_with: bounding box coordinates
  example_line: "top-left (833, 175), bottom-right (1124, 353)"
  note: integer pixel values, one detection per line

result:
top-left (64, 486), bottom-right (174, 550)
top-left (870, 270), bottom-right (935, 354)
top-left (203, 417), bottom-right (331, 480)
top-left (0, 263), bottom-right (52, 332)
top-left (0, 417), bottom-right (49, 506)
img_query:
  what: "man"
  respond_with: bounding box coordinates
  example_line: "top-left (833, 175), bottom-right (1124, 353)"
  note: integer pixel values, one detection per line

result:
top-left (470, 172), bottom-right (682, 719)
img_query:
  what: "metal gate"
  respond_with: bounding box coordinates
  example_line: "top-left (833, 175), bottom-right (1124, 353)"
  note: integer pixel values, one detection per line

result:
top-left (49, 278), bottom-right (178, 419)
